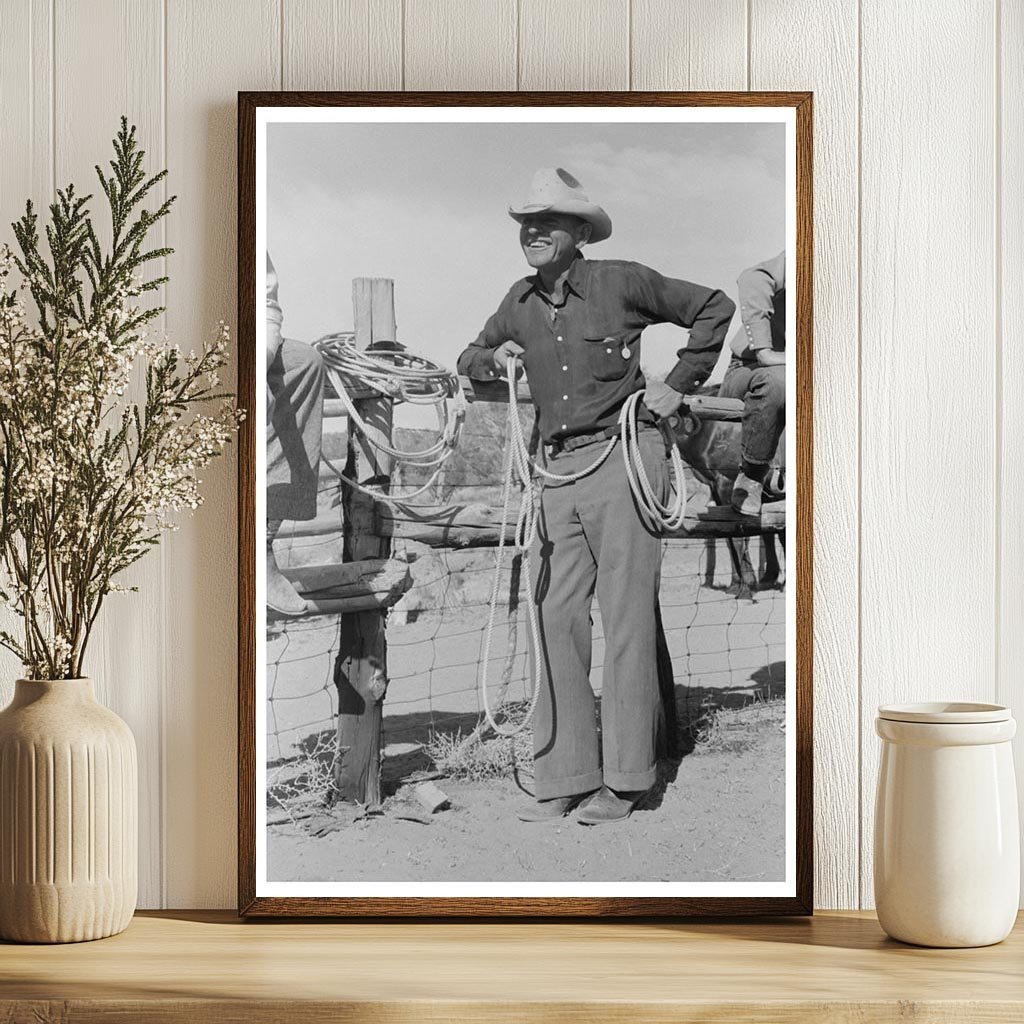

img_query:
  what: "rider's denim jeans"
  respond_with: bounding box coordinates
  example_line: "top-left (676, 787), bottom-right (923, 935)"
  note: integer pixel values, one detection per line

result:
top-left (718, 359), bottom-right (786, 467)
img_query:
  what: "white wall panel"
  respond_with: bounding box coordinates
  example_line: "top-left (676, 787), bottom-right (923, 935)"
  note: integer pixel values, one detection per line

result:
top-left (859, 0), bottom-right (997, 907)
top-left (1000, 0), bottom-right (1024, 899)
top-left (164, 0), bottom-right (280, 908)
top-left (283, 0), bottom-right (401, 90)
top-left (519, 0), bottom-right (629, 91)
top-left (0, 0), bottom-right (51, 229)
top-left (750, 0), bottom-right (860, 910)
top-left (631, 0), bottom-right (746, 91)
top-left (0, 0), bottom-right (1016, 910)
top-left (0, 1), bottom-right (54, 702)
top-left (52, 0), bottom-right (168, 909)
top-left (405, 0), bottom-right (516, 90)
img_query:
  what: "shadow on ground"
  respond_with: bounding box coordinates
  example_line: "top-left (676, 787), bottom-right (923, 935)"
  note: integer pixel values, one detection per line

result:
top-left (268, 661), bottom-right (787, 810)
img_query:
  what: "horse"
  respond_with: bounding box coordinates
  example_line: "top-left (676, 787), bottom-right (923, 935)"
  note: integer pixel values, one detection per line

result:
top-left (669, 394), bottom-right (785, 598)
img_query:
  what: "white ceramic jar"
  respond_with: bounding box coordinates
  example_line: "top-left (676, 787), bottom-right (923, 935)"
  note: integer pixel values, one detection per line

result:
top-left (874, 702), bottom-right (1019, 947)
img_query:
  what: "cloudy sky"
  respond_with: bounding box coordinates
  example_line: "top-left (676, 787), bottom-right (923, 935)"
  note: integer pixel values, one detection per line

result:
top-left (266, 119), bottom-right (785, 390)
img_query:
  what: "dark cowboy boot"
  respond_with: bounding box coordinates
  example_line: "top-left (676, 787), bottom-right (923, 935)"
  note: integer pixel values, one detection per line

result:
top-left (267, 520), bottom-right (309, 617)
top-left (516, 791), bottom-right (595, 823)
top-left (576, 786), bottom-right (647, 826)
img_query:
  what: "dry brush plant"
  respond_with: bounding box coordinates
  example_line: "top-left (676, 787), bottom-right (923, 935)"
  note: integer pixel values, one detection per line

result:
top-left (425, 701), bottom-right (535, 782)
top-left (0, 118), bottom-right (241, 680)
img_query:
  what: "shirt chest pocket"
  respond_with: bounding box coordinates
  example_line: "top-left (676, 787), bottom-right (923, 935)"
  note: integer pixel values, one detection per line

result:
top-left (584, 334), bottom-right (633, 382)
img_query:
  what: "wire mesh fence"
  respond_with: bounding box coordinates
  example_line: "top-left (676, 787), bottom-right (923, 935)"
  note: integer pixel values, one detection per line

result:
top-left (266, 530), bottom-right (786, 822)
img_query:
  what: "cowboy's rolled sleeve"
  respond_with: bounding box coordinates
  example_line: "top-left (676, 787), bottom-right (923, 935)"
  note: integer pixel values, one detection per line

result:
top-left (457, 294), bottom-right (512, 381)
top-left (738, 258), bottom-right (783, 352)
top-left (628, 265), bottom-right (735, 394)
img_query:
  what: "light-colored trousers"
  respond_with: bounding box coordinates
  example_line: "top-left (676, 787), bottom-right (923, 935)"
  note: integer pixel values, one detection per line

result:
top-left (529, 428), bottom-right (668, 800)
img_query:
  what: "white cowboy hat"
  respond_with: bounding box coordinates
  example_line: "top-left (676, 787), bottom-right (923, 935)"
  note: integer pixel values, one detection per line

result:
top-left (508, 167), bottom-right (612, 244)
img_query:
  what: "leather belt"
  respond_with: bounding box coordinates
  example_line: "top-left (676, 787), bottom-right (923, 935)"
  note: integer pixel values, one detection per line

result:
top-left (546, 425), bottom-right (619, 457)
top-left (546, 415), bottom-right (659, 458)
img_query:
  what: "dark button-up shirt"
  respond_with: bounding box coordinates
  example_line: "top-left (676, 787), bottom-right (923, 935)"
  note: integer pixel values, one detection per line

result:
top-left (457, 255), bottom-right (735, 444)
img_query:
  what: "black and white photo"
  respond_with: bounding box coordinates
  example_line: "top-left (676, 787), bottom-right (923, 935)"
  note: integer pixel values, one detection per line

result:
top-left (239, 95), bottom-right (811, 915)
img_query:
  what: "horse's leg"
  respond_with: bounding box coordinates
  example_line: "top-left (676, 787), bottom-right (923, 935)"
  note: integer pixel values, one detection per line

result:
top-left (759, 532), bottom-right (781, 588)
top-left (729, 537), bottom-right (757, 598)
top-left (709, 481), bottom-right (756, 600)
top-left (704, 538), bottom-right (717, 587)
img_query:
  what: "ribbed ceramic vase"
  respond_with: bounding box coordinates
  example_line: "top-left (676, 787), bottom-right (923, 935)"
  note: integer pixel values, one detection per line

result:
top-left (874, 702), bottom-right (1019, 948)
top-left (0, 678), bottom-right (137, 943)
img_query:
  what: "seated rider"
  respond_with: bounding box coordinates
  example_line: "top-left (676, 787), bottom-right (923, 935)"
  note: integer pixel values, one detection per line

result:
top-left (719, 251), bottom-right (786, 517)
top-left (266, 252), bottom-right (325, 617)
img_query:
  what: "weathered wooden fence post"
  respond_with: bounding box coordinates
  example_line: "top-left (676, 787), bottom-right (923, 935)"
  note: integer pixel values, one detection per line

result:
top-left (333, 278), bottom-right (397, 805)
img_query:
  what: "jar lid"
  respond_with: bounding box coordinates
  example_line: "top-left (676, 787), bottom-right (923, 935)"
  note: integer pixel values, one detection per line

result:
top-left (877, 701), bottom-right (1011, 724)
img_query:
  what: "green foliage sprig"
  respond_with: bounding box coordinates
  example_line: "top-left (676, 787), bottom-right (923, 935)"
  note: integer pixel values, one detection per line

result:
top-left (0, 118), bottom-right (241, 679)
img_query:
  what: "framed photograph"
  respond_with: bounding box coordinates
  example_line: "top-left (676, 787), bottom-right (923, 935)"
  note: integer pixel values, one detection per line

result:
top-left (238, 91), bottom-right (812, 916)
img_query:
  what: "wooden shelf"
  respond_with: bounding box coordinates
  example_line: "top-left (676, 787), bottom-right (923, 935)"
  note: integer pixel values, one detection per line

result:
top-left (2, 910), bottom-right (1022, 1022)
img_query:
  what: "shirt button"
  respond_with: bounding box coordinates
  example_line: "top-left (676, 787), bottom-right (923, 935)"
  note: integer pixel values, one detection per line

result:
top-left (562, 365), bottom-right (568, 371)
top-left (561, 424), bottom-right (567, 430)
top-left (556, 335), bottom-right (563, 341)
top-left (562, 394), bottom-right (568, 400)
top-left (606, 347), bottom-right (612, 353)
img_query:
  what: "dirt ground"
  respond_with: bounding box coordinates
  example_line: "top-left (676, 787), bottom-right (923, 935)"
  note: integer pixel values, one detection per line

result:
top-left (267, 699), bottom-right (785, 884)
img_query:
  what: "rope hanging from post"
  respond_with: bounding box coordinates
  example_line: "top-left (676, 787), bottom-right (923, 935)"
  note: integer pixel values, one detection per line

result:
top-left (478, 358), bottom-right (690, 738)
top-left (314, 333), bottom-right (466, 506)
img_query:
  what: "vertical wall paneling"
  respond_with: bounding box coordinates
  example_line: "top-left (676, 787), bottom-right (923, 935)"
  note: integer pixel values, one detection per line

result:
top-left (404, 0), bottom-right (516, 90)
top-left (1000, 0), bottom-right (1024, 897)
top-left (0, 0), bottom-right (50, 230)
top-left (859, 0), bottom-right (997, 908)
top-left (0, 1), bottom-right (54, 703)
top-left (282, 0), bottom-right (401, 90)
top-left (630, 0), bottom-right (746, 90)
top-left (51, 0), bottom-right (166, 909)
top-left (164, 0), bottom-right (280, 907)
top-left (0, 0), bottom-right (31, 709)
top-left (519, 0), bottom-right (629, 91)
top-left (0, 0), bottom-right (1019, 912)
top-left (749, 0), bottom-right (860, 911)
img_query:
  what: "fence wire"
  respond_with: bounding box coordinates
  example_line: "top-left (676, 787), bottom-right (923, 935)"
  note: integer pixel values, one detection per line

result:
top-left (267, 525), bottom-right (786, 820)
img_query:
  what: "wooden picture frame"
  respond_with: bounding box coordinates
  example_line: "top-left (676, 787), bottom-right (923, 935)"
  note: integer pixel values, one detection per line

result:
top-left (238, 91), bottom-right (813, 917)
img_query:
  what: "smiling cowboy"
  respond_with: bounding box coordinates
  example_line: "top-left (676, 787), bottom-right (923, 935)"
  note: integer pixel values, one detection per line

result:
top-left (457, 168), bottom-right (735, 825)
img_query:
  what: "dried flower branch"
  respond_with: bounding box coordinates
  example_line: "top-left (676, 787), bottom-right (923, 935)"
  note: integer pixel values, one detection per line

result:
top-left (0, 117), bottom-right (241, 679)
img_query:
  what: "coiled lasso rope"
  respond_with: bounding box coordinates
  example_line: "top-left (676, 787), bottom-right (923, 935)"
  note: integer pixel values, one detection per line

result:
top-left (478, 357), bottom-right (690, 737)
top-left (313, 333), bottom-right (466, 505)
